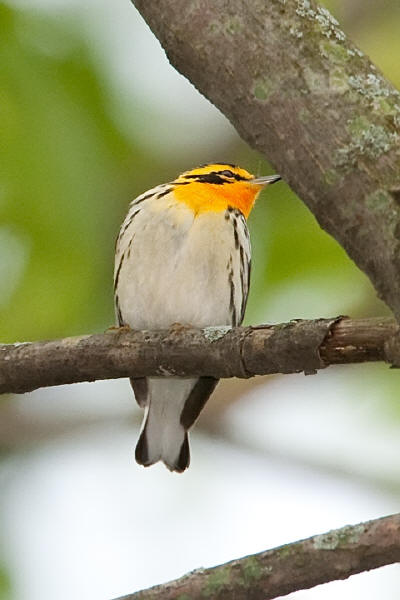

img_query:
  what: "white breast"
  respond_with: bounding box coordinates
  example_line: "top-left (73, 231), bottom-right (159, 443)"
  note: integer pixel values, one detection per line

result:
top-left (114, 195), bottom-right (251, 330)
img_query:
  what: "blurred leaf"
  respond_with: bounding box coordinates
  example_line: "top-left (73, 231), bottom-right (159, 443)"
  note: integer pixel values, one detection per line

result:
top-left (0, 3), bottom-right (162, 341)
top-left (0, 564), bottom-right (11, 600)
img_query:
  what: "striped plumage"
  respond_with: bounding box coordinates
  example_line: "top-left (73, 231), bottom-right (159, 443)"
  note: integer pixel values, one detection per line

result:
top-left (114, 163), bottom-right (281, 472)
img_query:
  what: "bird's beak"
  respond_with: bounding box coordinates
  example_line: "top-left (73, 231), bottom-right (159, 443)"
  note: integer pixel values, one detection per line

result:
top-left (250, 174), bottom-right (281, 186)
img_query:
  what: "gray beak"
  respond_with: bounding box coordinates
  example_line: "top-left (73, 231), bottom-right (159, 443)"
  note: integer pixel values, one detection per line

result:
top-left (251, 174), bottom-right (281, 186)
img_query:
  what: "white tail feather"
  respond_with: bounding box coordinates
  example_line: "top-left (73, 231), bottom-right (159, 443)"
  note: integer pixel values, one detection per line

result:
top-left (138, 378), bottom-right (197, 471)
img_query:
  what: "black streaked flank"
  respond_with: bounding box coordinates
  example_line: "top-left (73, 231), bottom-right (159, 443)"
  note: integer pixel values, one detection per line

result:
top-left (132, 190), bottom-right (157, 206)
top-left (239, 245), bottom-right (245, 286)
top-left (115, 293), bottom-right (123, 326)
top-left (243, 259), bottom-right (251, 323)
top-left (118, 208), bottom-right (141, 242)
top-left (233, 220), bottom-right (239, 250)
top-left (156, 187), bottom-right (172, 199)
top-left (127, 235), bottom-right (134, 259)
top-left (236, 211), bottom-right (251, 323)
top-left (239, 244), bottom-right (250, 323)
top-left (228, 263), bottom-right (237, 326)
top-left (114, 251), bottom-right (125, 292)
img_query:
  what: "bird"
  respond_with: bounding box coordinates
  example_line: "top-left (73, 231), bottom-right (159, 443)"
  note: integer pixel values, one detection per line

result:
top-left (114, 163), bottom-right (281, 472)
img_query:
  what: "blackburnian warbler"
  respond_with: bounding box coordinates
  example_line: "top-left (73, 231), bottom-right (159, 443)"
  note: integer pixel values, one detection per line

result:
top-left (114, 163), bottom-right (281, 472)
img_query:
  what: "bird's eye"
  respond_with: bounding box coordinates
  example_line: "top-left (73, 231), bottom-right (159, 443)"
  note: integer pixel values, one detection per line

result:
top-left (219, 170), bottom-right (235, 178)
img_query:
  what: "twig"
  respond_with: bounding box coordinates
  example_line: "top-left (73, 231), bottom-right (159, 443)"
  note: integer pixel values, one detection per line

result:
top-left (113, 513), bottom-right (400, 599)
top-left (0, 317), bottom-right (397, 394)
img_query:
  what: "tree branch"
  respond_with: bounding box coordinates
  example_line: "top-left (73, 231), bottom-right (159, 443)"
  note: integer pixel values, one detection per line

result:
top-left (113, 512), bottom-right (400, 600)
top-left (0, 317), bottom-right (397, 395)
top-left (131, 0), bottom-right (400, 318)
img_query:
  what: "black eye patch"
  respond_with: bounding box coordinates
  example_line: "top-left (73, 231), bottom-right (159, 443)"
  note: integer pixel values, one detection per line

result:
top-left (182, 169), bottom-right (250, 185)
top-left (218, 169), bottom-right (250, 181)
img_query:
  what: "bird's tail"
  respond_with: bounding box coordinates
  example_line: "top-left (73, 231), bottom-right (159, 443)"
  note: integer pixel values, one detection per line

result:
top-left (134, 376), bottom-right (218, 473)
top-left (135, 378), bottom-right (197, 473)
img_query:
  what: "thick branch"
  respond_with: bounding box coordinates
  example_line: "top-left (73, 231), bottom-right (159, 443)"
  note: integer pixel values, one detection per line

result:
top-left (0, 317), bottom-right (397, 395)
top-left (132, 0), bottom-right (400, 318)
top-left (113, 513), bottom-right (400, 600)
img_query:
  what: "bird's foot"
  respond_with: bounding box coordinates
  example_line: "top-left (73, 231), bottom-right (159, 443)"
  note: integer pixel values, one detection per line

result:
top-left (106, 324), bottom-right (132, 333)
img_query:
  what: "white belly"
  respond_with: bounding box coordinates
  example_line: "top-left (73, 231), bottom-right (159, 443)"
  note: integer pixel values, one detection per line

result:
top-left (115, 198), bottom-right (250, 330)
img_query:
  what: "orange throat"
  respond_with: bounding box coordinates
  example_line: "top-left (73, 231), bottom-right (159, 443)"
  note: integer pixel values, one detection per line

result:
top-left (172, 180), bottom-right (263, 219)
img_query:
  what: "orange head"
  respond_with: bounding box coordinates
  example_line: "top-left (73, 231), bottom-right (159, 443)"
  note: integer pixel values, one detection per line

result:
top-left (171, 163), bottom-right (281, 219)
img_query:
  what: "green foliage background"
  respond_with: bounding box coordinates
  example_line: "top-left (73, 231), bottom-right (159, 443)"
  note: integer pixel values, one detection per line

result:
top-left (0, 3), bottom-right (161, 340)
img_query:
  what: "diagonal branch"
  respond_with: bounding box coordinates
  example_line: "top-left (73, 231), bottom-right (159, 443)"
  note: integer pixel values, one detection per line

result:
top-left (113, 512), bottom-right (400, 600)
top-left (0, 317), bottom-right (397, 395)
top-left (131, 0), bottom-right (400, 319)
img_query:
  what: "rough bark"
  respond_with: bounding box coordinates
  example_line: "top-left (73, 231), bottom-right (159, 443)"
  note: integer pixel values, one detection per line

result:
top-left (113, 512), bottom-right (400, 600)
top-left (0, 317), bottom-right (397, 395)
top-left (131, 0), bottom-right (400, 318)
